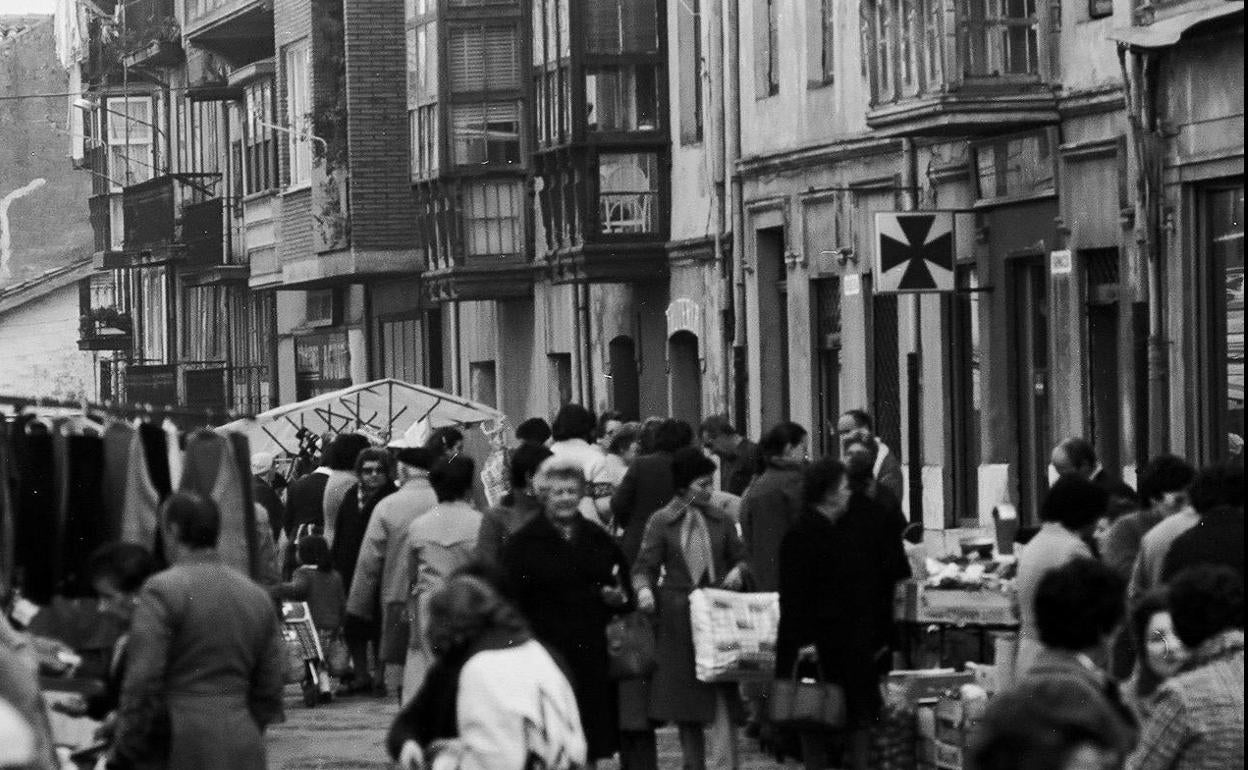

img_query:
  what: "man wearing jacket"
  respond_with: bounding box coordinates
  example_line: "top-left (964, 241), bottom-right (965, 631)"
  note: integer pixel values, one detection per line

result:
top-left (837, 410), bottom-right (903, 503)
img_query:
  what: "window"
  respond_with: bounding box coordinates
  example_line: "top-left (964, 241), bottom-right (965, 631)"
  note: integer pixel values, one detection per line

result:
top-left (462, 181), bottom-right (523, 256)
top-left (755, 0), bottom-right (780, 97)
top-left (469, 361), bottom-right (498, 407)
top-left (104, 96), bottom-right (155, 189)
top-left (548, 353), bottom-right (573, 412)
top-left (137, 266), bottom-right (168, 363)
top-left (109, 195), bottom-right (125, 251)
top-left (586, 0), bottom-right (658, 54)
top-left (1088, 0), bottom-right (1112, 18)
top-left (243, 79), bottom-right (278, 194)
top-left (295, 332), bottom-right (351, 400)
top-left (451, 102), bottom-right (521, 166)
top-left (410, 104), bottom-right (439, 179)
top-left (1205, 186), bottom-right (1245, 461)
top-left (449, 26), bottom-right (520, 92)
top-left (283, 39), bottom-right (312, 186)
top-left (807, 0), bottom-right (835, 88)
top-left (586, 65), bottom-right (660, 132)
top-left (973, 132), bottom-right (1055, 201)
top-left (812, 278), bottom-right (842, 456)
top-left (950, 265), bottom-right (982, 526)
top-left (407, 23), bottom-right (438, 103)
top-left (598, 152), bottom-right (659, 234)
top-left (185, 100), bottom-right (223, 181)
top-left (182, 285), bottom-right (226, 362)
top-left (305, 289), bottom-right (340, 327)
top-left (961, 0), bottom-right (1040, 78)
top-left (679, 0), bottom-right (704, 142)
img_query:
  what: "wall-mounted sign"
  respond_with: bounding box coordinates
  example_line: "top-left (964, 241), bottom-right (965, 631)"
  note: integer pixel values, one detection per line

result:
top-left (843, 273), bottom-right (862, 297)
top-left (1050, 249), bottom-right (1073, 276)
top-left (874, 212), bottom-right (956, 293)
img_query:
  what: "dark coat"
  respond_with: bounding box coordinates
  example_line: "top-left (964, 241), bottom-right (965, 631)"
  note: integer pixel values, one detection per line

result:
top-left (252, 476), bottom-right (285, 544)
top-left (775, 495), bottom-right (909, 726)
top-left (476, 491), bottom-right (542, 567)
top-left (719, 439), bottom-right (761, 497)
top-left (632, 498), bottom-right (747, 724)
top-left (875, 445), bottom-right (905, 503)
top-left (611, 451), bottom-right (676, 564)
top-left (1162, 505), bottom-right (1245, 582)
top-left (503, 514), bottom-right (631, 761)
top-left (739, 462), bottom-right (805, 592)
top-left (330, 483), bottom-right (396, 593)
top-left (284, 471), bottom-right (329, 537)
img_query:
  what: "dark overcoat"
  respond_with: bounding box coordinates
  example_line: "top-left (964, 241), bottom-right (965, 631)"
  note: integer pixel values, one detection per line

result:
top-left (739, 462), bottom-right (805, 591)
top-left (631, 498), bottom-right (747, 724)
top-left (330, 482), bottom-right (396, 592)
top-left (502, 514), bottom-right (631, 761)
top-left (610, 451), bottom-right (676, 564)
top-left (775, 494), bottom-right (909, 727)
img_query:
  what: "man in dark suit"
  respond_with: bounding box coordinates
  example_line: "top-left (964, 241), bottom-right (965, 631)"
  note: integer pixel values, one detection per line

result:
top-left (610, 419), bottom-right (690, 565)
top-left (837, 409), bottom-right (904, 502)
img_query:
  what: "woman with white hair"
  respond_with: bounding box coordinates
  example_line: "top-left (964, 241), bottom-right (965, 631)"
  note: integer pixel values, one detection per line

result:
top-left (502, 457), bottom-right (633, 767)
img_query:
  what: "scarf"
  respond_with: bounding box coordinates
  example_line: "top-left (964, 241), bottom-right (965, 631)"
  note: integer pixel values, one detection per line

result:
top-left (680, 503), bottom-right (716, 587)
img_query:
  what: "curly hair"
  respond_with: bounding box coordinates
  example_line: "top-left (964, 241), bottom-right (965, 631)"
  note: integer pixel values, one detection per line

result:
top-left (1035, 558), bottom-right (1126, 652)
top-left (426, 574), bottom-right (530, 655)
top-left (1167, 565), bottom-right (1244, 649)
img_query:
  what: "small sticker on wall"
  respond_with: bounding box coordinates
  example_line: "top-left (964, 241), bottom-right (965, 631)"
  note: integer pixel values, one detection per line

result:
top-left (1050, 249), bottom-right (1073, 275)
top-left (843, 274), bottom-right (862, 296)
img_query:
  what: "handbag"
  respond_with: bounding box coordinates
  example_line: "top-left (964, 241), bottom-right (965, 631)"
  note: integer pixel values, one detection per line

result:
top-left (769, 657), bottom-right (847, 730)
top-left (325, 631), bottom-right (351, 677)
top-left (606, 611), bottom-right (656, 680)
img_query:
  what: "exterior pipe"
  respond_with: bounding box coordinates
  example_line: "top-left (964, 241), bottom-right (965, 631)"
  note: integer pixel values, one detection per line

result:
top-left (725, 0), bottom-right (744, 425)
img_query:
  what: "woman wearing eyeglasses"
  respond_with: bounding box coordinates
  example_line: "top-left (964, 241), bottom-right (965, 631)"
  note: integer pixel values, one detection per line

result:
top-left (331, 447), bottom-right (397, 694)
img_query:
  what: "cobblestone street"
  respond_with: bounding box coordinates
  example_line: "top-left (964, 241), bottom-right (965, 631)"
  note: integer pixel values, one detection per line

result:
top-left (267, 689), bottom-right (780, 769)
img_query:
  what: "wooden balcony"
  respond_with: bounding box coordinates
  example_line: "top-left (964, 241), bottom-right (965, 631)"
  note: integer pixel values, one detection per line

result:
top-left (120, 174), bottom-right (225, 265)
top-left (184, 0), bottom-right (273, 64)
top-left (862, 0), bottom-right (1061, 136)
top-left (118, 0), bottom-right (182, 68)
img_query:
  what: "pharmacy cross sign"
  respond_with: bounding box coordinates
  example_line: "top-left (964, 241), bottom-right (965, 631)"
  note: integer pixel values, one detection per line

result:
top-left (873, 211), bottom-right (955, 293)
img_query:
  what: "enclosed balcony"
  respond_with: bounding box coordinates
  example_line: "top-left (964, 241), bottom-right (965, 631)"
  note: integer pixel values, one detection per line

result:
top-left (118, 0), bottom-right (182, 68)
top-left (184, 0), bottom-right (273, 64)
top-left (417, 179), bottom-right (537, 302)
top-left (120, 173), bottom-right (226, 265)
top-left (78, 272), bottom-right (134, 352)
top-left (862, 0), bottom-right (1061, 136)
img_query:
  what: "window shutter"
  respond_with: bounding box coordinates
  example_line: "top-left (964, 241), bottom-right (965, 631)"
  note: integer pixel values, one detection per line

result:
top-left (449, 28), bottom-right (487, 91)
top-left (483, 27), bottom-right (519, 88)
top-left (586, 0), bottom-right (618, 53)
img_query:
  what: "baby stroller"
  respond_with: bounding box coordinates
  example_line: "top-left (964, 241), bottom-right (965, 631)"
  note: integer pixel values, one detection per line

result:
top-left (281, 601), bottom-right (334, 707)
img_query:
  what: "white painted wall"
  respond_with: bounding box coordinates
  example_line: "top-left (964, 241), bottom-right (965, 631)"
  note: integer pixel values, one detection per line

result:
top-left (0, 282), bottom-right (98, 400)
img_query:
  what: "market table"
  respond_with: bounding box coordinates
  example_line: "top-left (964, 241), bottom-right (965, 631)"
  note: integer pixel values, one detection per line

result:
top-left (893, 581), bottom-right (1019, 670)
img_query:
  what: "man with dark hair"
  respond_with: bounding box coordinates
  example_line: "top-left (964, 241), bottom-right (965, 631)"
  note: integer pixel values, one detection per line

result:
top-left (402, 455), bottom-right (482, 703)
top-left (109, 492), bottom-right (285, 770)
top-left (345, 447), bottom-right (439, 697)
top-left (611, 419), bottom-right (691, 563)
top-left (515, 417), bottom-right (552, 447)
top-left (699, 414), bottom-right (761, 496)
top-left (1129, 457), bottom-right (1202, 609)
top-left (1107, 456), bottom-right (1195, 581)
top-left (1162, 462), bottom-right (1245, 583)
top-left (1127, 565), bottom-right (1244, 769)
top-left (477, 444), bottom-right (553, 566)
top-left (836, 409), bottom-right (903, 501)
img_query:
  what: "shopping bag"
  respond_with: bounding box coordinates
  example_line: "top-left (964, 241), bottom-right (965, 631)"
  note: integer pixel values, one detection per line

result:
top-left (769, 658), bottom-right (846, 730)
top-left (606, 611), bottom-right (657, 680)
top-left (325, 632), bottom-right (351, 677)
top-left (688, 588), bottom-right (779, 683)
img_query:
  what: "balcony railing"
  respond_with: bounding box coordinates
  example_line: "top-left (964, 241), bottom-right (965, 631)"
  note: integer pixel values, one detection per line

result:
top-left (78, 273), bottom-right (134, 351)
top-left (121, 174), bottom-right (224, 262)
top-left (862, 0), bottom-right (1060, 134)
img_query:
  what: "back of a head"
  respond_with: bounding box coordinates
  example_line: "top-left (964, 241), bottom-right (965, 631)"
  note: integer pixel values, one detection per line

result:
top-left (1138, 454), bottom-right (1196, 505)
top-left (653, 418), bottom-right (692, 454)
top-left (1035, 558), bottom-right (1126, 653)
top-left (802, 457), bottom-right (846, 509)
top-left (427, 574), bottom-right (528, 655)
top-left (162, 491), bottom-right (221, 549)
top-left (671, 446), bottom-right (716, 491)
top-left (760, 421), bottom-right (808, 461)
top-left (515, 417), bottom-right (552, 446)
top-left (699, 414), bottom-right (736, 440)
top-left (395, 446), bottom-right (438, 472)
top-left (1039, 473), bottom-right (1109, 531)
top-left (326, 433), bottom-right (371, 471)
top-left (1057, 437), bottom-right (1098, 473)
top-left (88, 542), bottom-right (157, 593)
top-left (841, 409), bottom-right (873, 433)
top-left (1167, 564), bottom-right (1244, 649)
top-left (430, 454), bottom-right (476, 502)
top-left (297, 534), bottom-right (333, 571)
top-left (424, 426), bottom-right (464, 456)
top-left (969, 676), bottom-right (1130, 770)
top-left (1188, 461), bottom-right (1246, 515)
top-left (510, 443), bottom-right (554, 491)
top-left (551, 404), bottom-right (596, 442)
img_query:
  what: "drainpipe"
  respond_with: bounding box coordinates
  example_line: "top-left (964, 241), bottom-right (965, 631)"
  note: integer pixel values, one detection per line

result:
top-left (901, 138), bottom-right (923, 525)
top-left (725, 0), bottom-right (744, 424)
top-left (578, 281), bottom-right (594, 408)
top-left (708, 0), bottom-right (729, 414)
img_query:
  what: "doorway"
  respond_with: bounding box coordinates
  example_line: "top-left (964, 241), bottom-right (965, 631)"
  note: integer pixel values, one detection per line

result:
top-left (1084, 249), bottom-right (1122, 475)
top-left (756, 226), bottom-right (790, 426)
top-left (669, 331), bottom-right (703, 427)
top-left (813, 278), bottom-right (841, 457)
top-left (1012, 257), bottom-right (1051, 522)
top-left (608, 335), bottom-right (641, 420)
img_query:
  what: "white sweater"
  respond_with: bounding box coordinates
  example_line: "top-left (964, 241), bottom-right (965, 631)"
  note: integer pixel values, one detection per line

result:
top-left (432, 639), bottom-right (587, 770)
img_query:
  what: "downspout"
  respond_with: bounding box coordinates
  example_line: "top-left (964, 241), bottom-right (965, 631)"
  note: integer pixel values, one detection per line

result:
top-left (725, 0), bottom-right (744, 424)
top-left (708, 0), bottom-right (728, 413)
top-left (578, 281), bottom-right (594, 408)
top-left (901, 138), bottom-right (923, 525)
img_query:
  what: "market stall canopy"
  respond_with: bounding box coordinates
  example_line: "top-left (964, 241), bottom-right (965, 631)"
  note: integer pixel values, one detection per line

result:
top-left (217, 378), bottom-right (505, 455)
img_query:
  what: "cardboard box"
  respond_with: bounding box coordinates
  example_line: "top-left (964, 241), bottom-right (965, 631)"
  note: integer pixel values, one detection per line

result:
top-left (918, 587), bottom-right (1019, 627)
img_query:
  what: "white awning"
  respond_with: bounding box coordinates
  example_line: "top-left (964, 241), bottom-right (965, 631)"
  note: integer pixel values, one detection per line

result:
top-left (1108, 3), bottom-right (1244, 50)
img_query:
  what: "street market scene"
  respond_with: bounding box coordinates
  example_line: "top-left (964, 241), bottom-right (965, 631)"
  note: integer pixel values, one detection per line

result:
top-left (0, 0), bottom-right (1243, 767)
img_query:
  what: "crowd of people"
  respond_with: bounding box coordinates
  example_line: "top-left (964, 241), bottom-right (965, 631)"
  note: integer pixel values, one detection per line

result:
top-left (1, 405), bottom-right (1243, 770)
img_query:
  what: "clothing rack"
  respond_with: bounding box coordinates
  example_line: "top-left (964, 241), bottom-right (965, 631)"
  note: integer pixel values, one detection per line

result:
top-left (0, 394), bottom-right (249, 425)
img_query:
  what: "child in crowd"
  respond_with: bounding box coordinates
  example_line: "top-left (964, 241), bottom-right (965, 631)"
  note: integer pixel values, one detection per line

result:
top-left (271, 534), bottom-right (347, 700)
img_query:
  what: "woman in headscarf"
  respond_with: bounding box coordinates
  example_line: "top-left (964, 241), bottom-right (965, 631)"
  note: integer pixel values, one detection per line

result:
top-left (633, 447), bottom-right (748, 770)
top-left (502, 457), bottom-right (632, 766)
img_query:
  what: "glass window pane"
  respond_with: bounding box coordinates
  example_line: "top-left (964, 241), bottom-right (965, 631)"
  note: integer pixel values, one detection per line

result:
top-left (1210, 187), bottom-right (1245, 457)
top-left (599, 152), bottom-right (658, 234)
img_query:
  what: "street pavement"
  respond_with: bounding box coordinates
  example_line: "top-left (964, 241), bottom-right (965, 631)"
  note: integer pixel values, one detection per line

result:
top-left (267, 687), bottom-right (782, 769)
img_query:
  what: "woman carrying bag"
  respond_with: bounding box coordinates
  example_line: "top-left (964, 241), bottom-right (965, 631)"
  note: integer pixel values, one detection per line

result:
top-left (775, 458), bottom-right (910, 770)
top-left (633, 447), bottom-right (749, 770)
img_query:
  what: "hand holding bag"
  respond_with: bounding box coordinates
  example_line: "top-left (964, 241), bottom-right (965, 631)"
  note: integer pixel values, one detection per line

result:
top-left (606, 611), bottom-right (656, 680)
top-left (769, 656), bottom-right (847, 730)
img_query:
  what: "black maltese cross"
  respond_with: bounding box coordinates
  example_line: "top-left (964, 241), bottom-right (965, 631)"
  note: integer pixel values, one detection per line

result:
top-left (877, 213), bottom-right (954, 292)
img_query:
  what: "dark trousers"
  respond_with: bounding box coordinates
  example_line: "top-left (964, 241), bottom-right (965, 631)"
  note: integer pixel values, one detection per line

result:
top-left (619, 729), bottom-right (657, 770)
